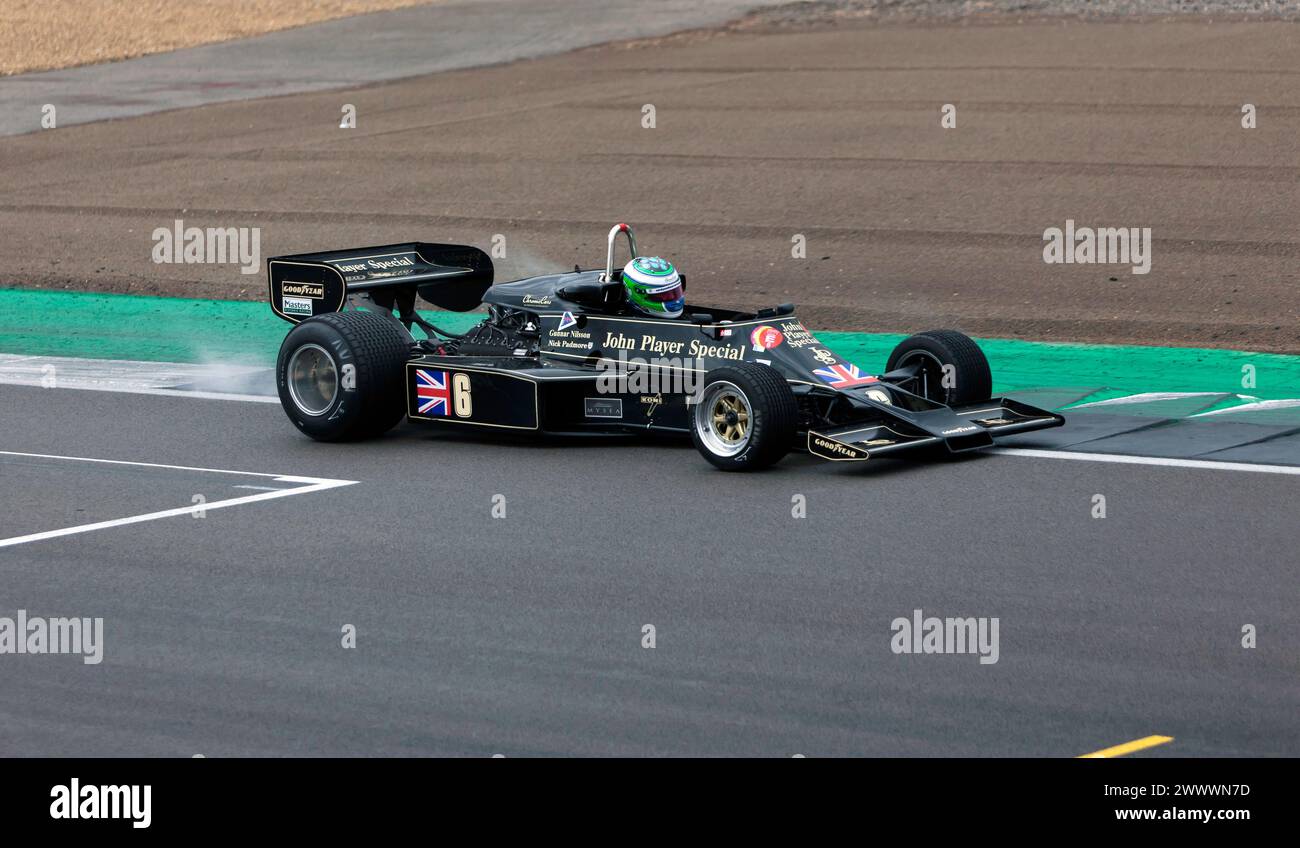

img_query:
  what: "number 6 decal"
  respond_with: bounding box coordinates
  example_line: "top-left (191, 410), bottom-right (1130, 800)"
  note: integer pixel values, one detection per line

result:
top-left (452, 372), bottom-right (472, 418)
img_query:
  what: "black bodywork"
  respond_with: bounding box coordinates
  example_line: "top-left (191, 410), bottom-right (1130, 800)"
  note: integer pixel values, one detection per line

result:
top-left (267, 238), bottom-right (1063, 461)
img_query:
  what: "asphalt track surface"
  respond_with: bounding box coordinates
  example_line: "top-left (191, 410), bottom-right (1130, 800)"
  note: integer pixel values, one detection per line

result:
top-left (2, 16), bottom-right (1298, 351)
top-left (2, 383), bottom-right (1296, 756)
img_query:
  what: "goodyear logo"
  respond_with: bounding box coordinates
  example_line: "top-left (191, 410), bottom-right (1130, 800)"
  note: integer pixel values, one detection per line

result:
top-left (282, 281), bottom-right (325, 299)
top-left (811, 436), bottom-right (865, 460)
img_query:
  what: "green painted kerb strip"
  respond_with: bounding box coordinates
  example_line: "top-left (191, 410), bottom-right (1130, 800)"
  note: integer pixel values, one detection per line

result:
top-left (0, 289), bottom-right (482, 365)
top-left (3, 289), bottom-right (1298, 401)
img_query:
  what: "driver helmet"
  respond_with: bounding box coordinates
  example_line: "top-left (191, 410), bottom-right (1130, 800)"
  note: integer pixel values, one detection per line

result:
top-left (622, 256), bottom-right (684, 318)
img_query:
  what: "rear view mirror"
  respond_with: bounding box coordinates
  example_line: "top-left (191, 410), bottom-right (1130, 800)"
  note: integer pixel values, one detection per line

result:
top-left (557, 283), bottom-right (605, 307)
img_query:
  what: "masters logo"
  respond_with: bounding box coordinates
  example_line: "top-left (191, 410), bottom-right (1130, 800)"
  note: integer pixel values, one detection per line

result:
top-left (282, 295), bottom-right (314, 317)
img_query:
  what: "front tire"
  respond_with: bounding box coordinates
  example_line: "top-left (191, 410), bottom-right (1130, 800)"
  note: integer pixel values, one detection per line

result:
top-left (277, 311), bottom-right (411, 441)
top-left (691, 363), bottom-right (797, 471)
top-left (885, 330), bottom-right (991, 405)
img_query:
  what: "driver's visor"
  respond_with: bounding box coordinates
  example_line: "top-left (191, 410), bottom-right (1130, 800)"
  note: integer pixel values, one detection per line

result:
top-left (642, 283), bottom-right (684, 304)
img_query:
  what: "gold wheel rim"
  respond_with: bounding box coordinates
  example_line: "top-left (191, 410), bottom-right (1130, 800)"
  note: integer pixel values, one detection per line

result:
top-left (695, 380), bottom-right (754, 458)
top-left (710, 392), bottom-right (750, 443)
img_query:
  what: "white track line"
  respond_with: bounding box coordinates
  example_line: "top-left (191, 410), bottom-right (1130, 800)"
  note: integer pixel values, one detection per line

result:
top-left (1, 381), bottom-right (277, 405)
top-left (1191, 399), bottom-right (1300, 417)
top-left (0, 451), bottom-right (356, 548)
top-left (43, 384), bottom-right (280, 403)
top-left (0, 450), bottom-right (295, 477)
top-left (992, 448), bottom-right (1300, 476)
top-left (0, 354), bottom-right (277, 404)
top-left (1067, 391), bottom-right (1242, 409)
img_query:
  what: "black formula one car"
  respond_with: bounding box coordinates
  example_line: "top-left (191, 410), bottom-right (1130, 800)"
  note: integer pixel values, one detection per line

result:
top-left (267, 223), bottom-right (1062, 470)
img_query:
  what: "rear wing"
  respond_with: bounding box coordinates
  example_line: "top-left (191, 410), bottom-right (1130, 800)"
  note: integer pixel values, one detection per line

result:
top-left (267, 242), bottom-right (493, 324)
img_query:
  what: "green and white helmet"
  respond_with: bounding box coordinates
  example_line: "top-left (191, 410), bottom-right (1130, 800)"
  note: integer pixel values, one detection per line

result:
top-left (622, 256), bottom-right (684, 318)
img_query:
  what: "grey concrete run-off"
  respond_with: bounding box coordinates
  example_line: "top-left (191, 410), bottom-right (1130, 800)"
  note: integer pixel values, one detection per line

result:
top-left (0, 0), bottom-right (791, 137)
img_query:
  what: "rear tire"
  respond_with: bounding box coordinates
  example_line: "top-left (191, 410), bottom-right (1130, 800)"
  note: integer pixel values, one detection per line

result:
top-left (276, 311), bottom-right (411, 441)
top-left (691, 363), bottom-right (798, 471)
top-left (885, 330), bottom-right (991, 405)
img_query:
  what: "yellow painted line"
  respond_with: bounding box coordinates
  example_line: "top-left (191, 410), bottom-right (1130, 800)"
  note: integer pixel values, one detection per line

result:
top-left (1078, 735), bottom-right (1174, 758)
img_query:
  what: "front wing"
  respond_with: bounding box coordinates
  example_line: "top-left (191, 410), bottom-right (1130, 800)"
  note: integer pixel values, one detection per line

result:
top-left (806, 397), bottom-right (1063, 461)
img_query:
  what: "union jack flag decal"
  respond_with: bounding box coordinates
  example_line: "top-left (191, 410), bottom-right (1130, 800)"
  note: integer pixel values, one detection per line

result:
top-left (812, 362), bottom-right (877, 388)
top-left (415, 368), bottom-right (450, 416)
